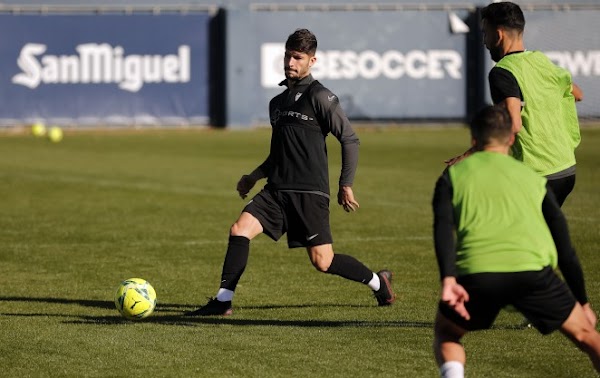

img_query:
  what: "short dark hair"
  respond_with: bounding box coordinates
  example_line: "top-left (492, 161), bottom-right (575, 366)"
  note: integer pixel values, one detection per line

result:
top-left (481, 1), bottom-right (525, 32)
top-left (285, 29), bottom-right (317, 55)
top-left (470, 105), bottom-right (512, 147)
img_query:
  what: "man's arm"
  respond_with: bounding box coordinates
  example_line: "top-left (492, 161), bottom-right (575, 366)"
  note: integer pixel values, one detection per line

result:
top-left (314, 90), bottom-right (359, 186)
top-left (312, 87), bottom-right (360, 211)
top-left (497, 97), bottom-right (523, 134)
top-left (489, 67), bottom-right (523, 134)
top-left (446, 67), bottom-right (522, 166)
top-left (330, 102), bottom-right (360, 212)
top-left (446, 68), bottom-right (522, 166)
top-left (432, 171), bottom-right (470, 319)
top-left (432, 169), bottom-right (457, 280)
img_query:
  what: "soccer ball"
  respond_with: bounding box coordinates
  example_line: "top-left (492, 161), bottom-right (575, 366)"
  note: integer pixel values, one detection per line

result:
top-left (114, 278), bottom-right (157, 320)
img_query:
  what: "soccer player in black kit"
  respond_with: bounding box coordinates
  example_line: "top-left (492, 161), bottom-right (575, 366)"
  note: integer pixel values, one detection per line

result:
top-left (186, 29), bottom-right (395, 316)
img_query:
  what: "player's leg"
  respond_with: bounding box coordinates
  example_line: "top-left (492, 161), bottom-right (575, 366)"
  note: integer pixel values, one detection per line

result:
top-left (286, 191), bottom-right (395, 306)
top-left (433, 272), bottom-right (508, 378)
top-left (306, 244), bottom-right (395, 306)
top-left (514, 267), bottom-right (599, 372)
top-left (560, 302), bottom-right (600, 372)
top-left (433, 310), bottom-right (467, 378)
top-left (185, 211), bottom-right (263, 316)
top-left (216, 212), bottom-right (264, 298)
top-left (186, 190), bottom-right (283, 316)
top-left (546, 174), bottom-right (575, 207)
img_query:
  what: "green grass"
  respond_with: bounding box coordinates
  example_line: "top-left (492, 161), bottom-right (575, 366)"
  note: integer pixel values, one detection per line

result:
top-left (0, 126), bottom-right (599, 377)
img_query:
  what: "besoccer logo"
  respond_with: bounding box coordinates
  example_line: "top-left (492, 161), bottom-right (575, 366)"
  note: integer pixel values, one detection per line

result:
top-left (260, 43), bottom-right (463, 88)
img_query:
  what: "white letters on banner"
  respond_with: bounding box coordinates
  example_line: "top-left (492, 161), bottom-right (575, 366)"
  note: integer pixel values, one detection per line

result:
top-left (12, 43), bottom-right (191, 92)
top-left (261, 44), bottom-right (600, 88)
top-left (261, 43), bottom-right (462, 88)
top-left (545, 51), bottom-right (600, 77)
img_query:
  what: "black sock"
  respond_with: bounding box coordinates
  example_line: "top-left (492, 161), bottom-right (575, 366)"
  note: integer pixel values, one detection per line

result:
top-left (326, 254), bottom-right (373, 285)
top-left (219, 235), bottom-right (250, 291)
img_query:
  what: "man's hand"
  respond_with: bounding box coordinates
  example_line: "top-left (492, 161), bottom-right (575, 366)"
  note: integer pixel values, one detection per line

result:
top-left (338, 185), bottom-right (360, 212)
top-left (441, 277), bottom-right (471, 320)
top-left (237, 175), bottom-right (257, 199)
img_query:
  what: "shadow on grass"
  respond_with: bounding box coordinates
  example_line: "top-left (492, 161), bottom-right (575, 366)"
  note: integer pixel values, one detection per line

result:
top-left (0, 296), bottom-right (115, 309)
top-left (0, 296), bottom-right (530, 330)
top-left (0, 296), bottom-right (369, 312)
top-left (2, 312), bottom-right (434, 328)
top-left (0, 295), bottom-right (195, 312)
top-left (0, 295), bottom-right (434, 328)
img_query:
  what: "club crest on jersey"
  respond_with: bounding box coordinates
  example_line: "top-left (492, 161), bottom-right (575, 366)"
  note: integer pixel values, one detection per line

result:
top-left (295, 92), bottom-right (302, 101)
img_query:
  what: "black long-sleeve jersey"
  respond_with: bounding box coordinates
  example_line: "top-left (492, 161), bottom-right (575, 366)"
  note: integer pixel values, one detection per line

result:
top-left (258, 74), bottom-right (360, 196)
top-left (432, 168), bottom-right (588, 304)
top-left (488, 51), bottom-right (525, 104)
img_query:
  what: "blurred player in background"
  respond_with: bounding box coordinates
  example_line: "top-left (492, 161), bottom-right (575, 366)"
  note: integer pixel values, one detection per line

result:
top-left (432, 105), bottom-right (600, 378)
top-left (186, 28), bottom-right (395, 316)
top-left (447, 1), bottom-right (582, 207)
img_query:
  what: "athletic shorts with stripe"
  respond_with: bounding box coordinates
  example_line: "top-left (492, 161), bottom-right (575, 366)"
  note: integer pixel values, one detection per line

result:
top-left (439, 266), bottom-right (576, 335)
top-left (243, 189), bottom-right (333, 248)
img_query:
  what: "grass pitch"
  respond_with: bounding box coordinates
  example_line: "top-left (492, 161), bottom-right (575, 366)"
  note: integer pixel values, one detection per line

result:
top-left (0, 126), bottom-right (599, 377)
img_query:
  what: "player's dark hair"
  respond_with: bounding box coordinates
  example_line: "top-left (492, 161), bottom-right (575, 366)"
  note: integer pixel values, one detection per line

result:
top-left (481, 1), bottom-right (525, 32)
top-left (285, 29), bottom-right (317, 55)
top-left (470, 105), bottom-right (512, 147)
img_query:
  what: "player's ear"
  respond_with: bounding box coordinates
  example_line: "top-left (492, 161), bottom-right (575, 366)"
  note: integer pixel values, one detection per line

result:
top-left (495, 28), bottom-right (504, 46)
top-left (507, 133), bottom-right (515, 147)
top-left (308, 55), bottom-right (317, 68)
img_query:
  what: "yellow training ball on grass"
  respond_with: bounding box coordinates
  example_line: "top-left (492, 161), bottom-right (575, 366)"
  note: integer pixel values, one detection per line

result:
top-left (31, 122), bottom-right (47, 137)
top-left (114, 278), bottom-right (157, 320)
top-left (47, 126), bottom-right (63, 143)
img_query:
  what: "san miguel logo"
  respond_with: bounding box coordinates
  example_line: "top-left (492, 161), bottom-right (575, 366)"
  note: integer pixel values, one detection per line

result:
top-left (12, 43), bottom-right (191, 92)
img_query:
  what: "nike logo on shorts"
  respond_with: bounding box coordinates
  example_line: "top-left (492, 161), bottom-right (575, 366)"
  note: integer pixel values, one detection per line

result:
top-left (306, 234), bottom-right (319, 241)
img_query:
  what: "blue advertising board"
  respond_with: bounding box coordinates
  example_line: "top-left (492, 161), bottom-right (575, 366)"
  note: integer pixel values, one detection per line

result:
top-left (225, 9), bottom-right (470, 126)
top-left (0, 14), bottom-right (210, 126)
top-left (525, 10), bottom-right (600, 119)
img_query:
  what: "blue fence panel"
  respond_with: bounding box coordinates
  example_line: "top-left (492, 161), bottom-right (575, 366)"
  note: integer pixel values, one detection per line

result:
top-left (525, 10), bottom-right (600, 119)
top-left (226, 9), bottom-right (470, 126)
top-left (0, 14), bottom-right (210, 126)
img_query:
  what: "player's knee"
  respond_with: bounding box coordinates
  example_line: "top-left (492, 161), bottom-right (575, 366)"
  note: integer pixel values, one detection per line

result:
top-left (572, 327), bottom-right (600, 349)
top-left (309, 255), bottom-right (331, 273)
top-left (311, 259), bottom-right (330, 273)
top-left (230, 222), bottom-right (246, 237)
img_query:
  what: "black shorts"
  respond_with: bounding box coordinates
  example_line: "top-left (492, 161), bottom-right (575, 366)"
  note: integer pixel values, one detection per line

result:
top-left (439, 266), bottom-right (576, 335)
top-left (243, 189), bottom-right (333, 248)
top-left (546, 174), bottom-right (576, 207)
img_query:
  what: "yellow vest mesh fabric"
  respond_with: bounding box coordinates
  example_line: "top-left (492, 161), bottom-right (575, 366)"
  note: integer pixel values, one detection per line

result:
top-left (496, 51), bottom-right (581, 176)
top-left (449, 151), bottom-right (557, 275)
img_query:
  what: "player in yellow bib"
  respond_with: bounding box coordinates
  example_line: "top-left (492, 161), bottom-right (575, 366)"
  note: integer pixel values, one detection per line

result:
top-left (446, 1), bottom-right (583, 207)
top-left (432, 105), bottom-right (600, 378)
